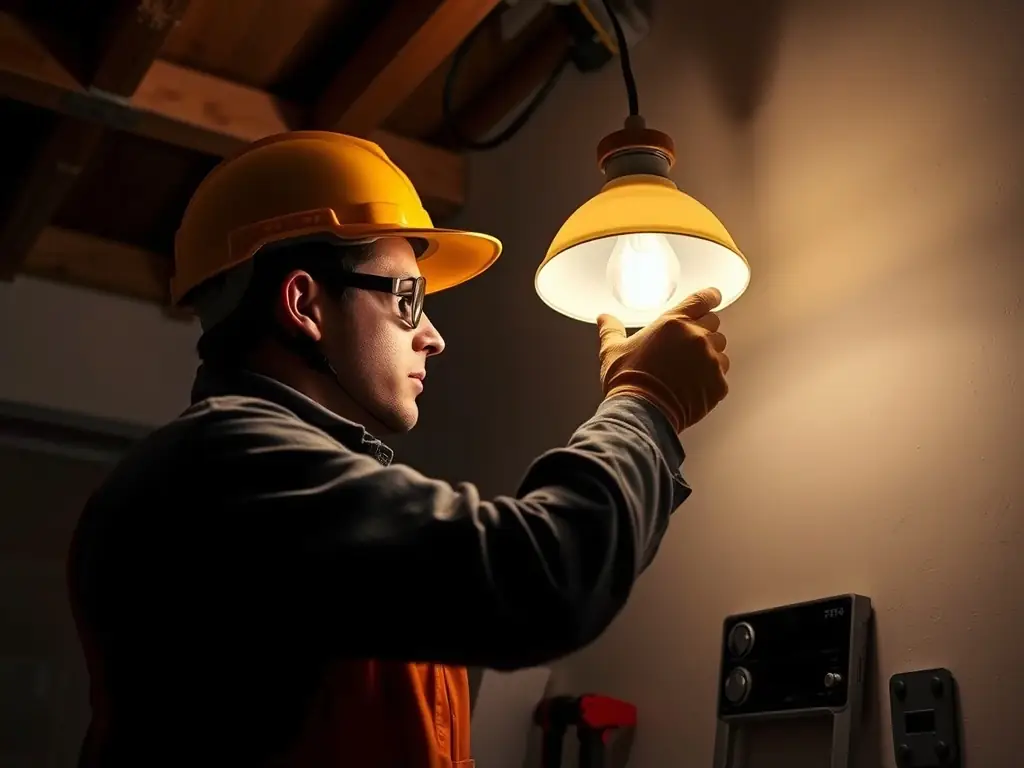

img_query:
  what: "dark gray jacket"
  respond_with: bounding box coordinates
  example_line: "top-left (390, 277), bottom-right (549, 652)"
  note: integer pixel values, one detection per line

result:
top-left (67, 364), bottom-right (691, 760)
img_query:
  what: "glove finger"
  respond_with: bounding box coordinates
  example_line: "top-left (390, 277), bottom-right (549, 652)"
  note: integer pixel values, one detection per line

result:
top-left (694, 312), bottom-right (721, 333)
top-left (596, 313), bottom-right (627, 346)
top-left (706, 332), bottom-right (728, 353)
top-left (717, 351), bottom-right (731, 375)
top-left (672, 288), bottom-right (722, 319)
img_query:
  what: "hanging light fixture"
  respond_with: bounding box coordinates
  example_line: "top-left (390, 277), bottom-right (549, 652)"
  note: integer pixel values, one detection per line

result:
top-left (535, 0), bottom-right (751, 328)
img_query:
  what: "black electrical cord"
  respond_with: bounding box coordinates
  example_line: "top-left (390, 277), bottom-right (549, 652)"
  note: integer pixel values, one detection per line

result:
top-left (442, 1), bottom-right (640, 150)
top-left (599, 0), bottom-right (640, 116)
top-left (442, 16), bottom-right (572, 152)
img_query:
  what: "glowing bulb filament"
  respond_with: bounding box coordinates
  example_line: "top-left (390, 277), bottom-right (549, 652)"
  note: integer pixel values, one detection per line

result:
top-left (606, 233), bottom-right (680, 311)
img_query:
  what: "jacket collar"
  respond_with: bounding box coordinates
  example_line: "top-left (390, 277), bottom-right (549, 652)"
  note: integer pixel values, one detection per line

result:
top-left (190, 364), bottom-right (395, 466)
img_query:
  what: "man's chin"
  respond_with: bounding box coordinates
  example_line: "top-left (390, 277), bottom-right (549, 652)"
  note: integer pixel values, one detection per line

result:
top-left (378, 404), bottom-right (419, 435)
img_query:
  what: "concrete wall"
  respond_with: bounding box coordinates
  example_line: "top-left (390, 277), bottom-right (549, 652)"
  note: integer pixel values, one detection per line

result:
top-left (0, 278), bottom-right (199, 428)
top-left (0, 446), bottom-right (109, 767)
top-left (0, 0), bottom-right (1021, 765)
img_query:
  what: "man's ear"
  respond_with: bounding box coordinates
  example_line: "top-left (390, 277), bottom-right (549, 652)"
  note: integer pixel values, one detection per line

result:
top-left (276, 270), bottom-right (325, 341)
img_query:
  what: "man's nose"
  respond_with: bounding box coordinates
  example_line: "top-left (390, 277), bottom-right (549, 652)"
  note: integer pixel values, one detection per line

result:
top-left (416, 313), bottom-right (445, 356)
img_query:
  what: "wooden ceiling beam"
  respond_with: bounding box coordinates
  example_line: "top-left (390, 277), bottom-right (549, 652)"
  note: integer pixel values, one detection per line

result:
top-left (312, 0), bottom-right (503, 137)
top-left (91, 0), bottom-right (193, 97)
top-left (0, 119), bottom-right (104, 279)
top-left (0, 11), bottom-right (466, 219)
top-left (0, 2), bottom-right (190, 279)
top-left (22, 226), bottom-right (180, 310)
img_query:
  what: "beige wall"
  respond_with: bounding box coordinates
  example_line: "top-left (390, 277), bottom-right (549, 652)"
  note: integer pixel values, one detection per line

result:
top-left (0, 0), bottom-right (1021, 765)
top-left (415, 0), bottom-right (1023, 766)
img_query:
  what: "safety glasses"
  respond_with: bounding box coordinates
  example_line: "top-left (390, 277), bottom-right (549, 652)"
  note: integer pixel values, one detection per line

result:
top-left (337, 273), bottom-right (427, 329)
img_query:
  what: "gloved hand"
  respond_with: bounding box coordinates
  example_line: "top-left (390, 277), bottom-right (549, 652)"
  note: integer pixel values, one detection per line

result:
top-left (597, 288), bottom-right (730, 434)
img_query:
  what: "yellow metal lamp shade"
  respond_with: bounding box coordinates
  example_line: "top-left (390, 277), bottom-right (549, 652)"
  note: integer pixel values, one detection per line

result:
top-left (535, 119), bottom-right (750, 327)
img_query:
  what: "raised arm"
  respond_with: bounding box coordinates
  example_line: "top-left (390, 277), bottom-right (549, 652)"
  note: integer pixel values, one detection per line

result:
top-left (197, 393), bottom-right (688, 670)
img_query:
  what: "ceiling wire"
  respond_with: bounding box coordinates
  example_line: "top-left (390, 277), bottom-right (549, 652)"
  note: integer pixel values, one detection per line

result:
top-left (442, 0), bottom-right (641, 151)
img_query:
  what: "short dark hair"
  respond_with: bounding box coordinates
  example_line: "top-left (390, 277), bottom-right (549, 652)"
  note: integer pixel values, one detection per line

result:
top-left (195, 239), bottom-right (376, 368)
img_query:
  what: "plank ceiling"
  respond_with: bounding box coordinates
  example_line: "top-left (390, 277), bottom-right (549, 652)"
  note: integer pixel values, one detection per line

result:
top-left (0, 0), bottom-right (573, 315)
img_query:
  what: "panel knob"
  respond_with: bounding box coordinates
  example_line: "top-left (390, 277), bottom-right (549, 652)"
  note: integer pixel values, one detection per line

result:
top-left (727, 622), bottom-right (755, 657)
top-left (824, 672), bottom-right (843, 688)
top-left (724, 667), bottom-right (752, 705)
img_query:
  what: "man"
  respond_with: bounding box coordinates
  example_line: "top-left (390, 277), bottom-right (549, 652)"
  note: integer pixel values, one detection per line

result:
top-left (67, 131), bottom-right (730, 767)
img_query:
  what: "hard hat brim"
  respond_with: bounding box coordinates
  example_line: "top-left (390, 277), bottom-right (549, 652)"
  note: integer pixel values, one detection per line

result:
top-left (173, 225), bottom-right (502, 308)
top-left (172, 131), bottom-right (504, 307)
top-left (376, 227), bottom-right (502, 295)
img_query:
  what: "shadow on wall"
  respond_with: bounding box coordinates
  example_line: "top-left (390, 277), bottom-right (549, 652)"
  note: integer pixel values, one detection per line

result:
top-left (672, 0), bottom-right (788, 125)
top-left (733, 23), bottom-right (1024, 357)
top-left (396, 1), bottom-right (1022, 766)
top-left (495, 1), bottom-right (1024, 768)
top-left (0, 444), bottom-right (111, 766)
top-left (518, 725), bottom-right (635, 768)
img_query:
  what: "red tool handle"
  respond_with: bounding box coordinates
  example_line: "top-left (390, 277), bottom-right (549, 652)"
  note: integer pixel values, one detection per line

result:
top-left (578, 694), bottom-right (637, 731)
top-left (535, 694), bottom-right (637, 768)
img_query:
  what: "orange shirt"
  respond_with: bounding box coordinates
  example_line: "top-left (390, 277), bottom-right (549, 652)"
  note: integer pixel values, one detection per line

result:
top-left (274, 660), bottom-right (474, 768)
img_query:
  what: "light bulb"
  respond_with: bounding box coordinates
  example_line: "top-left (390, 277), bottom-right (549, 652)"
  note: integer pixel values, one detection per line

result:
top-left (605, 232), bottom-right (680, 311)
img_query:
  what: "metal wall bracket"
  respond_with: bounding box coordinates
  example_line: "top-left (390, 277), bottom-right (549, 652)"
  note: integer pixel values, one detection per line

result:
top-left (889, 668), bottom-right (962, 768)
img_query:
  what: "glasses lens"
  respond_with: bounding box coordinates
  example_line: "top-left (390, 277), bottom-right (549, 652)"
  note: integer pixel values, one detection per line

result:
top-left (411, 277), bottom-right (426, 327)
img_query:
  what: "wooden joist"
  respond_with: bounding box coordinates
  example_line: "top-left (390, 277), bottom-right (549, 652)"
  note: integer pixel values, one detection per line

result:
top-left (313, 0), bottom-right (503, 138)
top-left (0, 1), bottom-right (191, 277)
top-left (0, 11), bottom-right (466, 217)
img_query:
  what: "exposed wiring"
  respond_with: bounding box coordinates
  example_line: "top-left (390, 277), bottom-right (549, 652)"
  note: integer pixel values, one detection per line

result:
top-left (442, 15), bottom-right (572, 152)
top-left (442, 1), bottom-right (641, 150)
top-left (599, 0), bottom-right (639, 116)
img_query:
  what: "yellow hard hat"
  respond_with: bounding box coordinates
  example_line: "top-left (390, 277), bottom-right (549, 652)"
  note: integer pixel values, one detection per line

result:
top-left (171, 131), bottom-right (502, 306)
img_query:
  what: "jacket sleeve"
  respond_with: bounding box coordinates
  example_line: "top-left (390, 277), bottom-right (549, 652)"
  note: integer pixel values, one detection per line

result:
top-left (195, 394), bottom-right (691, 671)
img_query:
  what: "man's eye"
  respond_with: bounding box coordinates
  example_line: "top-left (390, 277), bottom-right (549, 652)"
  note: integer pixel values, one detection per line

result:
top-left (397, 296), bottom-right (411, 314)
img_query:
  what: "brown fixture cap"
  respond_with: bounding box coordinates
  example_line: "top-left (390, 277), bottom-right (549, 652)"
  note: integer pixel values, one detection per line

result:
top-left (596, 115), bottom-right (676, 170)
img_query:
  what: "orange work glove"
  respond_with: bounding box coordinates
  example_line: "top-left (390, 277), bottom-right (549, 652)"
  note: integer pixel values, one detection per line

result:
top-left (597, 288), bottom-right (730, 434)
